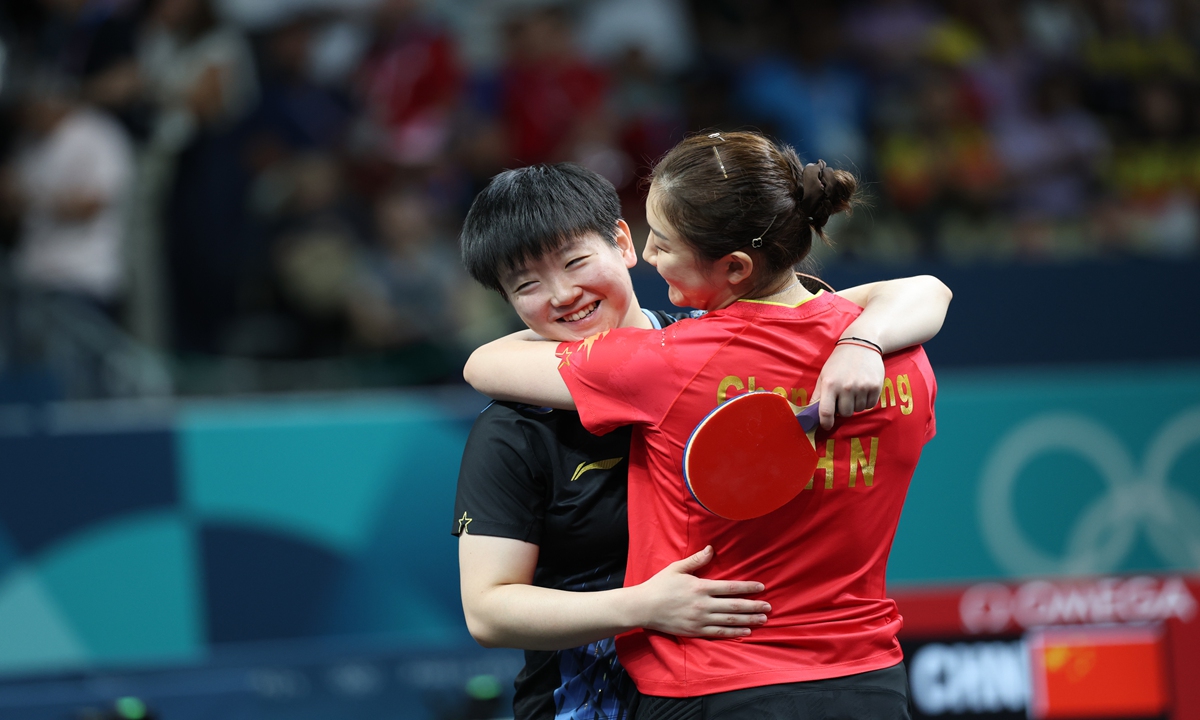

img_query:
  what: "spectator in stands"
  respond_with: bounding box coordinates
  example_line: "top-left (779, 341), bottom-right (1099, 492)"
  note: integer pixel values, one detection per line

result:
top-left (498, 5), bottom-right (608, 166)
top-left (356, 0), bottom-right (461, 167)
top-left (845, 0), bottom-right (943, 72)
top-left (1109, 80), bottom-right (1200, 256)
top-left (6, 73), bottom-right (134, 314)
top-left (347, 183), bottom-right (463, 353)
top-left (735, 5), bottom-right (870, 168)
top-left (992, 70), bottom-right (1108, 228)
top-left (138, 0), bottom-right (259, 353)
top-left (138, 0), bottom-right (256, 150)
top-left (28, 0), bottom-right (153, 140)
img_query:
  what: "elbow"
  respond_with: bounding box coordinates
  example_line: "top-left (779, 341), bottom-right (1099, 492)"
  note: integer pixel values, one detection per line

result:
top-left (463, 610), bottom-right (504, 649)
top-left (462, 348), bottom-right (488, 392)
top-left (926, 275), bottom-right (953, 304)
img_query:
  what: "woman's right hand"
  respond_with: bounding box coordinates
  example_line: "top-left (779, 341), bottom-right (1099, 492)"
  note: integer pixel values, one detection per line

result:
top-left (632, 546), bottom-right (770, 638)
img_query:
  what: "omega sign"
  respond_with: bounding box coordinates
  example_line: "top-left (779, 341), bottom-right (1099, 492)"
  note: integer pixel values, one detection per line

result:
top-left (959, 576), bottom-right (1196, 635)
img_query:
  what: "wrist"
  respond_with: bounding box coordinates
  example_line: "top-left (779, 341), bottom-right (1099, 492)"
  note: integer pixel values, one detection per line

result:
top-left (610, 585), bottom-right (650, 633)
top-left (836, 336), bottom-right (883, 355)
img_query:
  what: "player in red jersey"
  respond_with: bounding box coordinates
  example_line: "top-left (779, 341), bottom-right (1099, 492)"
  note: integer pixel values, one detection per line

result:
top-left (465, 132), bottom-right (941, 718)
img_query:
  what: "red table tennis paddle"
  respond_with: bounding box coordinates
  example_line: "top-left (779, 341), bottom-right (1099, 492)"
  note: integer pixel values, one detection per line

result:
top-left (683, 392), bottom-right (821, 520)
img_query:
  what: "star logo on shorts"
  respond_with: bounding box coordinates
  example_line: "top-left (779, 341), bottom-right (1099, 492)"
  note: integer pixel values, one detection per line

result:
top-left (457, 512), bottom-right (473, 534)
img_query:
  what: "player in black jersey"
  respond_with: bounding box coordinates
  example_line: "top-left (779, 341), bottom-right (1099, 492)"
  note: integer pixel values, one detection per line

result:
top-left (453, 164), bottom-right (951, 720)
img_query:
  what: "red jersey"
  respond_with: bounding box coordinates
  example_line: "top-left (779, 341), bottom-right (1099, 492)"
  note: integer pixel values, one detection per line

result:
top-left (555, 293), bottom-right (937, 697)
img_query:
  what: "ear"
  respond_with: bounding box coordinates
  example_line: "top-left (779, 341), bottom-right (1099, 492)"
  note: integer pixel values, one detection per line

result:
top-left (721, 251), bottom-right (755, 287)
top-left (614, 220), bottom-right (638, 269)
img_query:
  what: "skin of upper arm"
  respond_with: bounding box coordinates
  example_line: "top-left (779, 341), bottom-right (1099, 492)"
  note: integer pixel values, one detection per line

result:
top-left (463, 335), bottom-right (576, 409)
top-left (834, 276), bottom-right (952, 349)
top-left (458, 533), bottom-right (540, 647)
top-left (833, 282), bottom-right (878, 308)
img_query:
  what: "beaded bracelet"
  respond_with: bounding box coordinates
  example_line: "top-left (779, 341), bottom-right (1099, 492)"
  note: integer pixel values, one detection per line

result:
top-left (836, 336), bottom-right (883, 354)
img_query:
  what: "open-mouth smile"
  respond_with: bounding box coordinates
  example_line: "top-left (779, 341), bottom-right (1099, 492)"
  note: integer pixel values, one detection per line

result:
top-left (559, 301), bottom-right (600, 323)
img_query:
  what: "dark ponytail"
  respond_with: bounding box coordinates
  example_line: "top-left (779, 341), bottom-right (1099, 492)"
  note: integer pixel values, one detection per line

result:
top-left (650, 131), bottom-right (857, 291)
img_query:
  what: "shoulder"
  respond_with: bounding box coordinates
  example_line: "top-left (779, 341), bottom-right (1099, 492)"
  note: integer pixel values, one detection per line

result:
top-left (64, 110), bottom-right (134, 155)
top-left (817, 291), bottom-right (862, 316)
top-left (644, 308), bottom-right (706, 328)
top-left (473, 400), bottom-right (583, 437)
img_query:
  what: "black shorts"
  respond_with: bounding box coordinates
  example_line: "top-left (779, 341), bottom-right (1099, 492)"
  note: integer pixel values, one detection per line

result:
top-left (635, 662), bottom-right (910, 720)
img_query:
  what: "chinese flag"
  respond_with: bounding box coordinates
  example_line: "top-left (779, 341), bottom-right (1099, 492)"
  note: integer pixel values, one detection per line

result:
top-left (1029, 626), bottom-right (1168, 719)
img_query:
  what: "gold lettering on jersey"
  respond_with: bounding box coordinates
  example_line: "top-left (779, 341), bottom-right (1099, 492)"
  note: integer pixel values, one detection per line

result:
top-left (571, 457), bottom-right (624, 481)
top-left (880, 377), bottom-right (896, 409)
top-left (849, 437), bottom-right (879, 487)
top-left (874, 374), bottom-right (917, 415)
top-left (896, 374), bottom-right (913, 415)
top-left (716, 374), bottom-right (811, 408)
top-left (814, 439), bottom-right (835, 489)
top-left (717, 376), bottom-right (744, 404)
top-left (457, 512), bottom-right (473, 534)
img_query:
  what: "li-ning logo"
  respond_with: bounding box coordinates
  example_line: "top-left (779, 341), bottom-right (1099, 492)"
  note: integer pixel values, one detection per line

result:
top-left (571, 458), bottom-right (623, 482)
top-left (978, 409), bottom-right (1200, 576)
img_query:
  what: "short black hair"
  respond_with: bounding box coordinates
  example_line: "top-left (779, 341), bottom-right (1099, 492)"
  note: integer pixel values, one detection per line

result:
top-left (461, 163), bottom-right (622, 296)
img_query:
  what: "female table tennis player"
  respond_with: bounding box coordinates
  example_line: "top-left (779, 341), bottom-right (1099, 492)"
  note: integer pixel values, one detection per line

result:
top-left (455, 163), bottom-right (949, 720)
top-left (465, 132), bottom-right (940, 719)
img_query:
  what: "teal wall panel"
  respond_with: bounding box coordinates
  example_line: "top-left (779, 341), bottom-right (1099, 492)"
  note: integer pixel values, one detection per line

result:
top-left (0, 567), bottom-right (89, 674)
top-left (889, 367), bottom-right (1200, 585)
top-left (37, 512), bottom-right (203, 663)
top-left (178, 399), bottom-right (466, 554)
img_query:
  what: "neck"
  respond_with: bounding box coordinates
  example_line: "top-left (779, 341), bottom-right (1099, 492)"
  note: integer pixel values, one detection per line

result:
top-left (737, 272), bottom-right (815, 307)
top-left (622, 293), bottom-right (653, 329)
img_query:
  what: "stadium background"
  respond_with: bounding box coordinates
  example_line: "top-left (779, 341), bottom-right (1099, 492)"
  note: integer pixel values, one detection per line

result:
top-left (0, 0), bottom-right (1198, 718)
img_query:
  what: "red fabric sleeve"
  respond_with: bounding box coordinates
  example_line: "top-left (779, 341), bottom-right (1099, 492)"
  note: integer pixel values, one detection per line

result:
top-left (555, 327), bottom-right (680, 436)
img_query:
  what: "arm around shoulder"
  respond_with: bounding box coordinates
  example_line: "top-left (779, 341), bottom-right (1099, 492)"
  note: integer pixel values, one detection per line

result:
top-left (835, 275), bottom-right (952, 353)
top-left (464, 331), bottom-right (576, 410)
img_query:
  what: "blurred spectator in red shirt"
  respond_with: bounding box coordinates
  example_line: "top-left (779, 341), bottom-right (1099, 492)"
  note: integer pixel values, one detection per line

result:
top-left (357, 0), bottom-right (461, 167)
top-left (498, 6), bottom-right (608, 165)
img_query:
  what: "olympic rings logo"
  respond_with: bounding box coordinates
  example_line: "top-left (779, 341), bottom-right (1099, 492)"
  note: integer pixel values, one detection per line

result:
top-left (978, 408), bottom-right (1200, 576)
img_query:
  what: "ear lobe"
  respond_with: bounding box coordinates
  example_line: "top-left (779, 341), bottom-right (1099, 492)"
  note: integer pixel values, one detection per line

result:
top-left (725, 251), bottom-right (754, 286)
top-left (615, 220), bottom-right (638, 269)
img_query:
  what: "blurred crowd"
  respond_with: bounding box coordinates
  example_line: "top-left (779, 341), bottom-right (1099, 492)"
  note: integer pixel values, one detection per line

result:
top-left (0, 0), bottom-right (1197, 388)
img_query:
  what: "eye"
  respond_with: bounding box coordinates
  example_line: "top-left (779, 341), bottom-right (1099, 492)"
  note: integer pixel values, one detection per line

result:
top-left (513, 280), bottom-right (537, 294)
top-left (565, 254), bottom-right (591, 268)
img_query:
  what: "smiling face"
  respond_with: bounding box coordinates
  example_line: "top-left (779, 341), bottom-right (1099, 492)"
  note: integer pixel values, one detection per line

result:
top-left (501, 222), bottom-right (643, 342)
top-left (643, 185), bottom-right (735, 310)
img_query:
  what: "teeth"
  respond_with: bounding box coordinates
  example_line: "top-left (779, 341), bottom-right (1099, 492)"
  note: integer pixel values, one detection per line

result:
top-left (562, 302), bottom-right (599, 322)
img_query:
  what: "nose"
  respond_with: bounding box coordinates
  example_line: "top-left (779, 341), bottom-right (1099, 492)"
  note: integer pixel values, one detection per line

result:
top-left (547, 277), bottom-right (582, 308)
top-left (642, 238), bottom-right (657, 267)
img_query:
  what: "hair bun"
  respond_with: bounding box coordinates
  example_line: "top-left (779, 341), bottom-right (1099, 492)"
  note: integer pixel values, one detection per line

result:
top-left (796, 159), bottom-right (856, 231)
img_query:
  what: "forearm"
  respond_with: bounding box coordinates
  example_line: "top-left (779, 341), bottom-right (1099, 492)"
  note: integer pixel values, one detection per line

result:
top-left (839, 275), bottom-right (951, 353)
top-left (463, 582), bottom-right (645, 650)
top-left (464, 330), bottom-right (576, 409)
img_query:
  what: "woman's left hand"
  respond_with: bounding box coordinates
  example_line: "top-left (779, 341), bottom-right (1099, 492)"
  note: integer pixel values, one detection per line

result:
top-left (810, 342), bottom-right (884, 429)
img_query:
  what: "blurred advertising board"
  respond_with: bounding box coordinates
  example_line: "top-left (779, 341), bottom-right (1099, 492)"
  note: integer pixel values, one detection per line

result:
top-left (894, 576), bottom-right (1199, 720)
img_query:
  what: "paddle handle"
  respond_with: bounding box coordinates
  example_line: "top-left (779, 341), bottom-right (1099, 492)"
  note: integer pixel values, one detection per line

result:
top-left (795, 403), bottom-right (821, 434)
